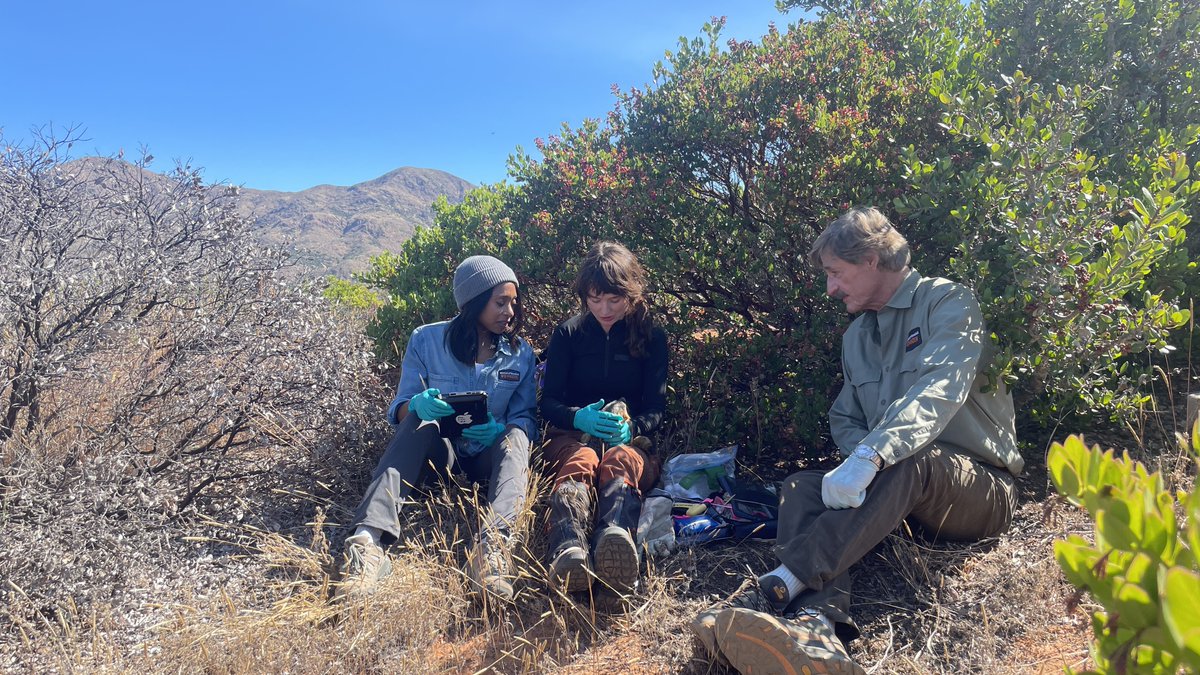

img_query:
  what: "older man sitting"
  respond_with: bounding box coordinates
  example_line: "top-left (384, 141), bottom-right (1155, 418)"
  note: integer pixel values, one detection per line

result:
top-left (692, 206), bottom-right (1024, 674)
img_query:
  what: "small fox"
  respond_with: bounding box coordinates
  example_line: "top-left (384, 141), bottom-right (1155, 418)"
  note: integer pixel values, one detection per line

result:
top-left (582, 399), bottom-right (654, 453)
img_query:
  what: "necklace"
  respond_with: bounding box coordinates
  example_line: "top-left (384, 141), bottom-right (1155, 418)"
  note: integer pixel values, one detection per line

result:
top-left (477, 337), bottom-right (496, 366)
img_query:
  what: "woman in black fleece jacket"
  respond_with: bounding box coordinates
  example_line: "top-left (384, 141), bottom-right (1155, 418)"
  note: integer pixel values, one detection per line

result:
top-left (540, 241), bottom-right (668, 595)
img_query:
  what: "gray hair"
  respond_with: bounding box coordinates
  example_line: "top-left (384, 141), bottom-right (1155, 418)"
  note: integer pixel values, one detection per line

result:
top-left (808, 206), bottom-right (911, 271)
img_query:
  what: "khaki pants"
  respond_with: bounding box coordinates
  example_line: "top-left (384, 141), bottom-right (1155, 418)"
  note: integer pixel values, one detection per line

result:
top-left (774, 443), bottom-right (1017, 643)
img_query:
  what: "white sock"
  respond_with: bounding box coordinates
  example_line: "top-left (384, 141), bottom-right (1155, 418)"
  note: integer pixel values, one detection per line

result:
top-left (351, 525), bottom-right (383, 547)
top-left (762, 563), bottom-right (805, 599)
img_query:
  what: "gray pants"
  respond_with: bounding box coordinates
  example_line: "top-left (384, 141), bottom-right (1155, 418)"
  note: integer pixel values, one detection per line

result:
top-left (351, 412), bottom-right (531, 546)
top-left (774, 443), bottom-right (1017, 643)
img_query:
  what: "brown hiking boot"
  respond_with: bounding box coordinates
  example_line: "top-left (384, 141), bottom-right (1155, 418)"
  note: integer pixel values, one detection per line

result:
top-left (467, 534), bottom-right (515, 602)
top-left (592, 479), bottom-right (641, 594)
top-left (759, 572), bottom-right (795, 612)
top-left (550, 544), bottom-right (592, 593)
top-left (592, 525), bottom-right (639, 593)
top-left (713, 607), bottom-right (865, 675)
top-left (547, 480), bottom-right (594, 593)
top-left (332, 533), bottom-right (392, 603)
top-left (690, 577), bottom-right (777, 665)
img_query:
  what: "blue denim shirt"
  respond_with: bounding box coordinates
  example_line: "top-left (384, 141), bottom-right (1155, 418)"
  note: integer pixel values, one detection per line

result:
top-left (388, 320), bottom-right (538, 456)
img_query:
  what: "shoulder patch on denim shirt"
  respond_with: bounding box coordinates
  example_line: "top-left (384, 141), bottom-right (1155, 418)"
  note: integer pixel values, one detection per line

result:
top-left (498, 369), bottom-right (521, 382)
top-left (905, 327), bottom-right (923, 352)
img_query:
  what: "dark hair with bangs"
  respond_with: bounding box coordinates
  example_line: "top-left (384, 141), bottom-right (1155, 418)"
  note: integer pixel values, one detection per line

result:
top-left (445, 283), bottom-right (524, 366)
top-left (574, 241), bottom-right (653, 357)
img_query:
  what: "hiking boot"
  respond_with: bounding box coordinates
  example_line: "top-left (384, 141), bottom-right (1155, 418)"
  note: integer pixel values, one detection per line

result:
top-left (713, 607), bottom-right (865, 675)
top-left (467, 533), bottom-right (514, 602)
top-left (690, 577), bottom-right (777, 665)
top-left (547, 480), bottom-right (593, 593)
top-left (592, 479), bottom-right (641, 593)
top-left (332, 533), bottom-right (392, 602)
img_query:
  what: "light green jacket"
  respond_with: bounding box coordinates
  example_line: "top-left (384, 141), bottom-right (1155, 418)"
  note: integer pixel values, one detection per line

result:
top-left (829, 269), bottom-right (1024, 475)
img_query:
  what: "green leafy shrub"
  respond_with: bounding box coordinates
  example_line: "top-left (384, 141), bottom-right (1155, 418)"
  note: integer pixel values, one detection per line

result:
top-left (1048, 429), bottom-right (1200, 673)
top-left (897, 70), bottom-right (1195, 421)
top-left (362, 2), bottom-right (1198, 460)
top-left (362, 14), bottom-right (945, 455)
top-left (323, 276), bottom-right (383, 313)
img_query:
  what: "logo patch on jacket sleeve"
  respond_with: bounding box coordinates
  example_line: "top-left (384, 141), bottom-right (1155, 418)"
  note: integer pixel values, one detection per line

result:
top-left (905, 327), bottom-right (923, 352)
top-left (498, 369), bottom-right (521, 382)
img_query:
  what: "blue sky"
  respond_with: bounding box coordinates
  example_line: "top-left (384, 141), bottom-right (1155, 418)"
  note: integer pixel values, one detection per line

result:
top-left (1, 2), bottom-right (795, 192)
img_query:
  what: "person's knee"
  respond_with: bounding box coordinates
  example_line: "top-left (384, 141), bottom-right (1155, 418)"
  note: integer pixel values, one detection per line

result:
top-left (783, 469), bottom-right (823, 494)
top-left (597, 447), bottom-right (641, 486)
top-left (500, 426), bottom-right (531, 460)
top-left (556, 451), bottom-right (600, 487)
top-left (555, 469), bottom-right (598, 491)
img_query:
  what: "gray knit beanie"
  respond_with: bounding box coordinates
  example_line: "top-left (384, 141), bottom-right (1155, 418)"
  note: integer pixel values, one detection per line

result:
top-left (453, 255), bottom-right (518, 309)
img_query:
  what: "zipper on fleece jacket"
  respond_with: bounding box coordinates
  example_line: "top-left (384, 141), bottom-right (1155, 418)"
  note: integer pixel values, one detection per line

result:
top-left (604, 331), bottom-right (611, 378)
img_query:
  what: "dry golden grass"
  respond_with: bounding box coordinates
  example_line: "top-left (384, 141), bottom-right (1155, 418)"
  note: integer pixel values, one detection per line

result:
top-left (100, 502), bottom-right (1101, 673)
top-left (3, 458), bottom-right (1103, 675)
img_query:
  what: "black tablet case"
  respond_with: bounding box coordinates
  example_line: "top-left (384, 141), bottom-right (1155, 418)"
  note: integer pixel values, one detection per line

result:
top-left (439, 391), bottom-right (488, 439)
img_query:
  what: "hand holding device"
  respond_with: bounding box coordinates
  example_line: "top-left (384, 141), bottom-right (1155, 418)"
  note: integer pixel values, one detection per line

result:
top-left (462, 412), bottom-right (505, 448)
top-left (410, 388), bottom-right (455, 421)
top-left (437, 391), bottom-right (489, 439)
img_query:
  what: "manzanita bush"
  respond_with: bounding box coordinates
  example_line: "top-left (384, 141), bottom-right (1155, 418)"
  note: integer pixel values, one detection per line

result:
top-left (359, 0), bottom-right (1198, 460)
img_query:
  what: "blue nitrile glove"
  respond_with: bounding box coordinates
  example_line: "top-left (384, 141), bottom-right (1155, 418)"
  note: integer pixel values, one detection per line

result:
top-left (601, 419), bottom-right (632, 445)
top-left (409, 388), bottom-right (455, 422)
top-left (573, 399), bottom-right (624, 438)
top-left (462, 413), bottom-right (506, 448)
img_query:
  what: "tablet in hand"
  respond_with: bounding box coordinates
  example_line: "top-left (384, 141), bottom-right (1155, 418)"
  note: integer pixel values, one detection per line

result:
top-left (438, 391), bottom-right (488, 439)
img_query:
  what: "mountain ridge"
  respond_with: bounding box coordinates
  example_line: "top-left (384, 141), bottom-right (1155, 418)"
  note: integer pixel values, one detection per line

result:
top-left (237, 166), bottom-right (474, 275)
top-left (63, 157), bottom-right (474, 276)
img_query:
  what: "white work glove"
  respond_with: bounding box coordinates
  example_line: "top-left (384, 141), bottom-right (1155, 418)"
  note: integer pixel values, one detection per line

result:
top-left (821, 451), bottom-right (880, 509)
top-left (636, 494), bottom-right (676, 557)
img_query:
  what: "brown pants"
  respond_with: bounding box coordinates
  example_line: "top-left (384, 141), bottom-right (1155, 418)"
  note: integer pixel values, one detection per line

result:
top-left (775, 443), bottom-right (1017, 643)
top-left (542, 426), bottom-right (660, 493)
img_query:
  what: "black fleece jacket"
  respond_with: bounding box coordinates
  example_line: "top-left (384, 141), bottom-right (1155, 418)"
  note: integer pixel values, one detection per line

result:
top-left (539, 312), bottom-right (668, 437)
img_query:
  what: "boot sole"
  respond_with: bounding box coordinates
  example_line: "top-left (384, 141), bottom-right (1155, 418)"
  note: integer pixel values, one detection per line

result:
top-left (714, 608), bottom-right (865, 675)
top-left (689, 610), bottom-right (731, 668)
top-left (550, 547), bottom-right (593, 593)
top-left (592, 526), bottom-right (638, 592)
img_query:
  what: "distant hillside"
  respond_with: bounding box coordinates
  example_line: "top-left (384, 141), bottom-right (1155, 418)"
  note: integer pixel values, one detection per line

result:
top-left (63, 158), bottom-right (474, 276)
top-left (238, 167), bottom-right (475, 275)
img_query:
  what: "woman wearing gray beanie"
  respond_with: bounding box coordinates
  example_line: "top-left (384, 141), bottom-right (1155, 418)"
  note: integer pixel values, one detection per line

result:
top-left (334, 255), bottom-right (537, 604)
